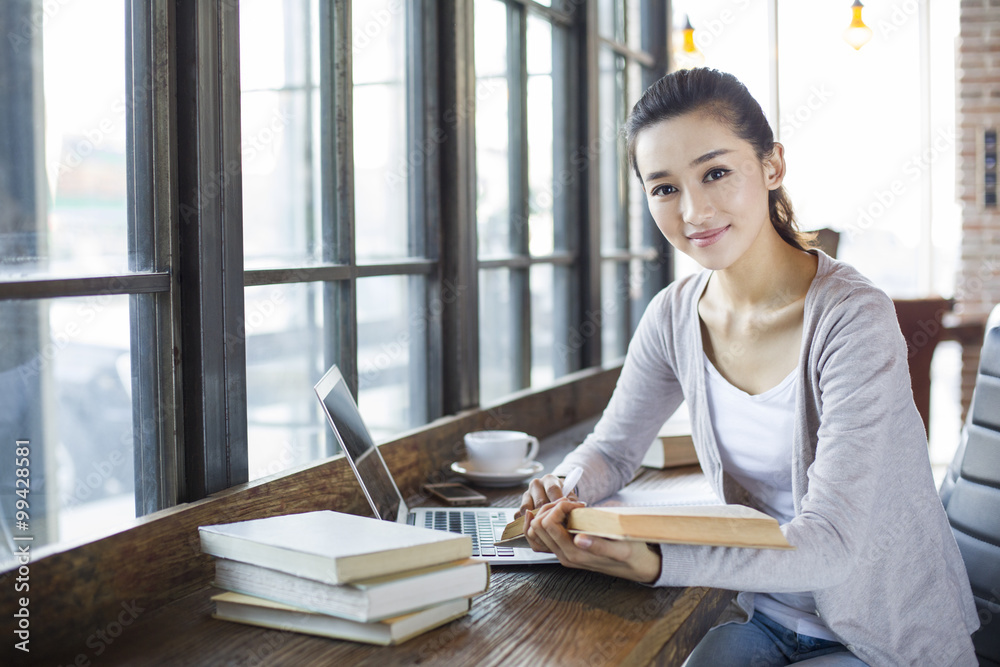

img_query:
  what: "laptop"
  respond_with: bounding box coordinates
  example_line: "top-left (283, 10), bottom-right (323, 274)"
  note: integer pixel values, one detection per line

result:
top-left (314, 365), bottom-right (558, 565)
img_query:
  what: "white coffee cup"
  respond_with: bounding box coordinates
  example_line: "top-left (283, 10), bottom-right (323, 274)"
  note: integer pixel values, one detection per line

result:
top-left (463, 430), bottom-right (540, 473)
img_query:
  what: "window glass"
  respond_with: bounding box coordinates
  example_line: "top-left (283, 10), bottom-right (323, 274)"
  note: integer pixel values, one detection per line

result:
top-left (601, 260), bottom-right (628, 363)
top-left (599, 47), bottom-right (626, 253)
top-left (357, 274), bottom-right (428, 440)
top-left (627, 59), bottom-right (648, 254)
top-left (479, 268), bottom-right (516, 403)
top-left (1, 0), bottom-right (129, 280)
top-left (0, 0), bottom-right (137, 564)
top-left (475, 0), bottom-right (511, 259)
top-left (598, 0), bottom-right (625, 42)
top-left (0, 295), bottom-right (134, 562)
top-left (625, 0), bottom-right (643, 53)
top-left (240, 0), bottom-right (322, 270)
top-left (354, 0), bottom-right (411, 261)
top-left (530, 263), bottom-right (555, 387)
top-left (527, 15), bottom-right (555, 257)
top-left (246, 273), bottom-right (432, 476)
top-left (776, 0), bottom-right (925, 297)
top-left (245, 282), bottom-right (328, 480)
top-left (670, 1), bottom-right (770, 110)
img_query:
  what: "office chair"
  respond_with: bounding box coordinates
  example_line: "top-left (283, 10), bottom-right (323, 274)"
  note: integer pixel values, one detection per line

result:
top-left (939, 317), bottom-right (1000, 666)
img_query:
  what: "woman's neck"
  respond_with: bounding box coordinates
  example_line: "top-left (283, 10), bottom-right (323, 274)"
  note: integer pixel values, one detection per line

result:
top-left (707, 226), bottom-right (817, 313)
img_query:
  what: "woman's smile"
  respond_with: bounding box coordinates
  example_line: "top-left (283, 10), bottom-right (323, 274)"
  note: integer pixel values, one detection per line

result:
top-left (687, 225), bottom-right (731, 248)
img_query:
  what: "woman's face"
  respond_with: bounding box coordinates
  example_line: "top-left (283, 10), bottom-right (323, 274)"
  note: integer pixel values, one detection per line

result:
top-left (633, 111), bottom-right (784, 271)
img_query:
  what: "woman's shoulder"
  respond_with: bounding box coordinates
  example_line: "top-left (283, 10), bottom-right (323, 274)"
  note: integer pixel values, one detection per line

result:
top-left (805, 251), bottom-right (902, 351)
top-left (807, 250), bottom-right (895, 317)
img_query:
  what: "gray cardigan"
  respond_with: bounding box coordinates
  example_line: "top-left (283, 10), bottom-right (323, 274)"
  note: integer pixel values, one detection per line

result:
top-left (553, 251), bottom-right (980, 666)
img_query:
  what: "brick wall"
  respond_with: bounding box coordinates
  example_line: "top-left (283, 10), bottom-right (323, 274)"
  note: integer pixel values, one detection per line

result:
top-left (956, 0), bottom-right (1000, 414)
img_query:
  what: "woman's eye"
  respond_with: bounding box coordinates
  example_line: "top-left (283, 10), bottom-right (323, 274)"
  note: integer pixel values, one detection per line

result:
top-left (705, 168), bottom-right (730, 182)
top-left (651, 184), bottom-right (676, 196)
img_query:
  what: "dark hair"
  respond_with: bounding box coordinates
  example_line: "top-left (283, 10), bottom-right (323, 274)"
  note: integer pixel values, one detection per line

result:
top-left (625, 67), bottom-right (814, 252)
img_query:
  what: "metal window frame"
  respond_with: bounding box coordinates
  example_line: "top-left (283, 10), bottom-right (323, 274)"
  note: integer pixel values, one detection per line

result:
top-left (438, 0), bottom-right (481, 413)
top-left (506, 2), bottom-right (532, 390)
top-left (173, 0), bottom-right (249, 500)
top-left (126, 0), bottom-right (185, 515)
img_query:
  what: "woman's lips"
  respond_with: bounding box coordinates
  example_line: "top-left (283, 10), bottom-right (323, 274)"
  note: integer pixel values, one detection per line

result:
top-left (687, 225), bottom-right (730, 248)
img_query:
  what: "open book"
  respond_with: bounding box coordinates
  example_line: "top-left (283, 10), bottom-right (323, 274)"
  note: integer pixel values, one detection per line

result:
top-left (498, 504), bottom-right (793, 550)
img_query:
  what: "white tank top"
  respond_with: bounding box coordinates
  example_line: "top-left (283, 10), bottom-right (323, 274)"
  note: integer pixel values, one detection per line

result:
top-left (703, 353), bottom-right (837, 641)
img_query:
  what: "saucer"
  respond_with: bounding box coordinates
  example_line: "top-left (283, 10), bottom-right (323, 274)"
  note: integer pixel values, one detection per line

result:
top-left (450, 460), bottom-right (544, 488)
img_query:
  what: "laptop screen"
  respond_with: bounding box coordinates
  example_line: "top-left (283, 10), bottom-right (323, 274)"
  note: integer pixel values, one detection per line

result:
top-left (314, 366), bottom-right (407, 523)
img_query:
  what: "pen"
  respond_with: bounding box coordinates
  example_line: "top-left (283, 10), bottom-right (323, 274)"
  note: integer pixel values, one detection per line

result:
top-left (561, 466), bottom-right (583, 497)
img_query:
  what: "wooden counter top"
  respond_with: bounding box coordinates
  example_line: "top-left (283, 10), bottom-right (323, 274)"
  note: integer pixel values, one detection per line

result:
top-left (90, 556), bottom-right (732, 666)
top-left (5, 403), bottom-right (733, 666)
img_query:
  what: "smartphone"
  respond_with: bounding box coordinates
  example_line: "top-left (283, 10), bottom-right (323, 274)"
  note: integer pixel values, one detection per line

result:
top-left (423, 482), bottom-right (488, 507)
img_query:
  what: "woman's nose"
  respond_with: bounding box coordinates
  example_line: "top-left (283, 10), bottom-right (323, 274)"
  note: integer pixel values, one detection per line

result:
top-left (680, 187), bottom-right (714, 226)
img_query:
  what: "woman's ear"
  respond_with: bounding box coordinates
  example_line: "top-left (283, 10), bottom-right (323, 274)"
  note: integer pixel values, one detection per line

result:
top-left (764, 143), bottom-right (786, 190)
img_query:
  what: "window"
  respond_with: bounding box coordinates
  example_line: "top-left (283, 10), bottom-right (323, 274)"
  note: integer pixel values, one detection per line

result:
top-left (474, 0), bottom-right (671, 401)
top-left (0, 0), bottom-right (159, 550)
top-left (0, 0), bottom-right (672, 563)
top-left (475, 0), bottom-right (579, 402)
top-left (596, 0), bottom-right (673, 362)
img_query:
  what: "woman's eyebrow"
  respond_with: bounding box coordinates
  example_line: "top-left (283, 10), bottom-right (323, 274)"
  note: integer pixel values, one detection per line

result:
top-left (642, 148), bottom-right (734, 182)
top-left (690, 148), bottom-right (732, 167)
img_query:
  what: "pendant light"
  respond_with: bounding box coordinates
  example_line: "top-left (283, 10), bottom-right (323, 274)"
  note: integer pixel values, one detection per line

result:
top-left (673, 15), bottom-right (706, 70)
top-left (843, 0), bottom-right (873, 51)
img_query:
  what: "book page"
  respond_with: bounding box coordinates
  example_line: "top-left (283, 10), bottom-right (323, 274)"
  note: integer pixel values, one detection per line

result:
top-left (596, 477), bottom-right (720, 508)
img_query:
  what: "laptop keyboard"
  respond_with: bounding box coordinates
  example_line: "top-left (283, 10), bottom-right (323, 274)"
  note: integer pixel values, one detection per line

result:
top-left (423, 509), bottom-right (516, 558)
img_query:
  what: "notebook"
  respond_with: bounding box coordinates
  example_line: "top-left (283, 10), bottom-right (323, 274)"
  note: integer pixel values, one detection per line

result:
top-left (314, 365), bottom-right (557, 565)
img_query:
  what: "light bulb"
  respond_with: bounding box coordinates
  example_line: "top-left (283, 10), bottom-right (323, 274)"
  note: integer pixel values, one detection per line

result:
top-left (843, 0), bottom-right (873, 51)
top-left (673, 15), bottom-right (705, 70)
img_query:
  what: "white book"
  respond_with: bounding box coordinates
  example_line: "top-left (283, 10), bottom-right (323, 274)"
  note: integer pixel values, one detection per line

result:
top-left (199, 510), bottom-right (471, 585)
top-left (212, 591), bottom-right (470, 646)
top-left (213, 557), bottom-right (491, 622)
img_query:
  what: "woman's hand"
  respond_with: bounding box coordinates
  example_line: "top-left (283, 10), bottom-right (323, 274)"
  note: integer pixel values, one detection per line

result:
top-left (524, 498), bottom-right (662, 584)
top-left (515, 474), bottom-right (577, 519)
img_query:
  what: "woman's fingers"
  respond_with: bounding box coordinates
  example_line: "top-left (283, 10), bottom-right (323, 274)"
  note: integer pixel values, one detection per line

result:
top-left (526, 499), bottom-right (585, 557)
top-left (571, 533), bottom-right (632, 562)
top-left (516, 474), bottom-right (566, 520)
top-left (542, 474), bottom-right (567, 501)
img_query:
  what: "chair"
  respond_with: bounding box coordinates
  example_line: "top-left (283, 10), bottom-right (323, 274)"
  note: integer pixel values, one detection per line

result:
top-left (940, 315), bottom-right (1000, 666)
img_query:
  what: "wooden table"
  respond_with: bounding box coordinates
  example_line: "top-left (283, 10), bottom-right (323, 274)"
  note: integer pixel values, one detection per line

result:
top-left (88, 422), bottom-right (734, 666)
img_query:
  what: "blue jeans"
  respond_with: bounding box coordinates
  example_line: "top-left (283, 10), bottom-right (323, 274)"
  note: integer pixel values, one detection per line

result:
top-left (685, 611), bottom-right (869, 666)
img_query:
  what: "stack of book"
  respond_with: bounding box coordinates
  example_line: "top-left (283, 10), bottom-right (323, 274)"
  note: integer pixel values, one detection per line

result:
top-left (199, 510), bottom-right (490, 646)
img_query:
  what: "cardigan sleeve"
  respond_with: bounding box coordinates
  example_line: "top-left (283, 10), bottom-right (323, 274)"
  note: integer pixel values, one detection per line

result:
top-left (652, 285), bottom-right (924, 592)
top-left (552, 287), bottom-right (687, 504)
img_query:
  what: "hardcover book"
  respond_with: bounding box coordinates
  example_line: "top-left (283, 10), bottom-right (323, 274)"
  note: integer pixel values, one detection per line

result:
top-left (212, 591), bottom-right (471, 646)
top-left (199, 510), bottom-right (472, 585)
top-left (212, 557), bottom-right (491, 623)
top-left (641, 404), bottom-right (699, 469)
top-left (498, 504), bottom-right (793, 550)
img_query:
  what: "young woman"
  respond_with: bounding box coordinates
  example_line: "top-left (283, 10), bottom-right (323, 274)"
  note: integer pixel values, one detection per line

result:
top-left (517, 68), bottom-right (979, 666)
